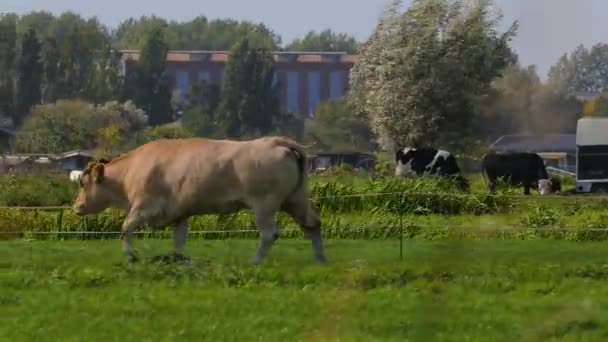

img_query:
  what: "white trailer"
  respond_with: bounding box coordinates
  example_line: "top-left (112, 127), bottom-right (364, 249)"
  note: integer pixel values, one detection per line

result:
top-left (575, 117), bottom-right (608, 193)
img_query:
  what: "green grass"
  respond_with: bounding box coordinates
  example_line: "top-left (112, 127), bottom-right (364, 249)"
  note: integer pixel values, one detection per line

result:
top-left (2, 239), bottom-right (608, 341)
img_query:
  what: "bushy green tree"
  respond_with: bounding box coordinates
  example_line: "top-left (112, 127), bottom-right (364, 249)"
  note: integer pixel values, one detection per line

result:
top-left (0, 14), bottom-right (17, 125)
top-left (216, 38), bottom-right (279, 138)
top-left (14, 99), bottom-right (147, 153)
top-left (40, 36), bottom-right (60, 103)
top-left (14, 28), bottom-right (43, 126)
top-left (86, 44), bottom-right (123, 103)
top-left (304, 97), bottom-right (375, 152)
top-left (286, 29), bottom-right (358, 53)
top-left (350, 0), bottom-right (517, 151)
top-left (548, 44), bottom-right (608, 95)
top-left (182, 80), bottom-right (221, 137)
top-left (478, 64), bottom-right (582, 138)
top-left (133, 27), bottom-right (173, 126)
top-left (113, 15), bottom-right (280, 50)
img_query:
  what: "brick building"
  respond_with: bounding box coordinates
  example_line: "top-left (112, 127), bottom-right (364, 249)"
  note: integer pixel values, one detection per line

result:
top-left (120, 50), bottom-right (357, 117)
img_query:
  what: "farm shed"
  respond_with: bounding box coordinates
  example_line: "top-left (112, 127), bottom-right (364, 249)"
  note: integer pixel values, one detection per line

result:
top-left (489, 134), bottom-right (576, 173)
top-left (309, 152), bottom-right (376, 172)
top-left (0, 154), bottom-right (59, 173)
top-left (56, 150), bottom-right (95, 171)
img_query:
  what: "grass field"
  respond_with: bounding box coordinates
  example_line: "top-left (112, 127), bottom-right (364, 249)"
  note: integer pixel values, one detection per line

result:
top-left (3, 239), bottom-right (608, 341)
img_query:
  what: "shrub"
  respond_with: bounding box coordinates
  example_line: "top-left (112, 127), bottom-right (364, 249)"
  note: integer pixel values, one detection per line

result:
top-left (14, 100), bottom-right (148, 154)
top-left (0, 173), bottom-right (77, 207)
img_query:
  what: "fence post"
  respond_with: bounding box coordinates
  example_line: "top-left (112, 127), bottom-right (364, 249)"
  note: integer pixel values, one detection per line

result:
top-left (399, 211), bottom-right (403, 261)
top-left (57, 209), bottom-right (64, 232)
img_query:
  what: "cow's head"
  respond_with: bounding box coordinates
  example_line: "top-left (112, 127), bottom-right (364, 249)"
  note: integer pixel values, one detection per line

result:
top-left (395, 148), bottom-right (415, 176)
top-left (538, 176), bottom-right (562, 195)
top-left (72, 159), bottom-right (113, 216)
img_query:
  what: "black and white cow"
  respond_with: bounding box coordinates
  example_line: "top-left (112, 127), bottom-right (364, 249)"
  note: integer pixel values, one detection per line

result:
top-left (481, 151), bottom-right (561, 195)
top-left (395, 147), bottom-right (469, 190)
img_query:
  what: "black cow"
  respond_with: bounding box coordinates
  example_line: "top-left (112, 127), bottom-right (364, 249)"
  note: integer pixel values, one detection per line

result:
top-left (481, 151), bottom-right (561, 195)
top-left (395, 147), bottom-right (469, 191)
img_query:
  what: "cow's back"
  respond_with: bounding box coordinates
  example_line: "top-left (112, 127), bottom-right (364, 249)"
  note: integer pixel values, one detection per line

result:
top-left (119, 137), bottom-right (301, 216)
top-left (482, 152), bottom-right (545, 183)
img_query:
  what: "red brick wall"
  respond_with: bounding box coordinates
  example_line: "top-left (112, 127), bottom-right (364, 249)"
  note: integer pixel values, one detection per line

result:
top-left (123, 52), bottom-right (355, 117)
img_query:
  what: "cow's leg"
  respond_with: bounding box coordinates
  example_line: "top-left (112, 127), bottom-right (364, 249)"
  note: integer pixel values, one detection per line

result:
top-left (523, 181), bottom-right (531, 195)
top-left (251, 204), bottom-right (280, 265)
top-left (283, 198), bottom-right (327, 264)
top-left (488, 179), bottom-right (497, 193)
top-left (120, 211), bottom-right (144, 262)
top-left (173, 219), bottom-right (189, 259)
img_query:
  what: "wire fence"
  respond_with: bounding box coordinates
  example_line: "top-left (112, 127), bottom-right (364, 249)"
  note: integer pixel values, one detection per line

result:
top-left (2, 190), bottom-right (608, 260)
top-left (1, 188), bottom-right (608, 212)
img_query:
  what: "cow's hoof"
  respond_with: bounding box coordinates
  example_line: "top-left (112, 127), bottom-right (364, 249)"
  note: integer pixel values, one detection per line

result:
top-left (173, 253), bottom-right (192, 264)
top-left (315, 256), bottom-right (328, 265)
top-left (249, 257), bottom-right (263, 265)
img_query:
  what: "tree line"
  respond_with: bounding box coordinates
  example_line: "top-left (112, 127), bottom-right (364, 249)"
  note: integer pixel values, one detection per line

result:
top-left (0, 11), bottom-right (361, 155)
top-left (0, 2), bottom-right (605, 157)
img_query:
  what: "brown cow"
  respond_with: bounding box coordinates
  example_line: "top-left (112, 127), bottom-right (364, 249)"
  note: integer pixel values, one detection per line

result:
top-left (72, 136), bottom-right (326, 264)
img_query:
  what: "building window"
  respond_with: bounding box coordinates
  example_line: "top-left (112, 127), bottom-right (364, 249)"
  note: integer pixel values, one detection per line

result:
top-left (307, 71), bottom-right (321, 116)
top-left (330, 71), bottom-right (345, 98)
top-left (287, 71), bottom-right (299, 113)
top-left (176, 71), bottom-right (189, 93)
top-left (198, 71), bottom-right (211, 83)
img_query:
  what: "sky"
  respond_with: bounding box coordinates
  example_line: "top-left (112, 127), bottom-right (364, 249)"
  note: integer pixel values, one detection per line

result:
top-left (3, 0), bottom-right (608, 79)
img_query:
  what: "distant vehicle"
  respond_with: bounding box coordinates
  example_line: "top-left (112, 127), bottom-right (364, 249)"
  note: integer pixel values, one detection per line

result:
top-left (575, 117), bottom-right (608, 193)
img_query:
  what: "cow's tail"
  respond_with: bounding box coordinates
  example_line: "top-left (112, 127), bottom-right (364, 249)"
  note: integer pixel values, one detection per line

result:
top-left (272, 136), bottom-right (308, 197)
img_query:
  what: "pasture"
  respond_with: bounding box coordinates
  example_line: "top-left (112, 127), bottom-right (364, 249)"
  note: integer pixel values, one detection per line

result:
top-left (2, 171), bottom-right (608, 340)
top-left (2, 240), bottom-right (608, 340)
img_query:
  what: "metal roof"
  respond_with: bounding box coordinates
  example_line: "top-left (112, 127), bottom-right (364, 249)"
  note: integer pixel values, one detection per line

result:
top-left (56, 150), bottom-right (95, 159)
top-left (576, 117), bottom-right (608, 146)
top-left (490, 134), bottom-right (576, 153)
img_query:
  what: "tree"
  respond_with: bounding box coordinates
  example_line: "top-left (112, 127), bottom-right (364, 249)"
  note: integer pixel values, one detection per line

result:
top-left (133, 27), bottom-right (173, 126)
top-left (0, 14), bottom-right (17, 125)
top-left (17, 12), bottom-right (110, 102)
top-left (350, 0), bottom-right (518, 152)
top-left (86, 44), bottom-right (123, 103)
top-left (61, 24), bottom-right (96, 99)
top-left (181, 80), bottom-right (222, 137)
top-left (273, 111), bottom-right (305, 140)
top-left (15, 28), bottom-right (43, 126)
top-left (286, 29), bottom-right (358, 53)
top-left (476, 64), bottom-right (542, 138)
top-left (113, 16), bottom-right (280, 50)
top-left (477, 63), bottom-right (581, 137)
top-left (216, 38), bottom-right (280, 138)
top-left (40, 37), bottom-right (60, 103)
top-left (181, 105), bottom-right (216, 137)
top-left (15, 99), bottom-right (148, 153)
top-left (547, 43), bottom-right (608, 95)
top-left (585, 95), bottom-right (608, 117)
top-left (112, 16), bottom-right (168, 49)
top-left (304, 97), bottom-right (375, 152)
top-left (529, 84), bottom-right (581, 134)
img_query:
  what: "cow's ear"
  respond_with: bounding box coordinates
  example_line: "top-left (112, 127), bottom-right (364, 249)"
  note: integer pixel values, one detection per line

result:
top-left (92, 163), bottom-right (105, 183)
